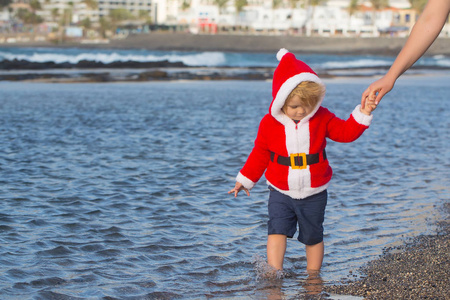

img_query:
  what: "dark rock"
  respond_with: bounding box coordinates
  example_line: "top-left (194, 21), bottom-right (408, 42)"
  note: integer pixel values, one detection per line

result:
top-left (0, 59), bottom-right (188, 70)
top-left (137, 70), bottom-right (168, 80)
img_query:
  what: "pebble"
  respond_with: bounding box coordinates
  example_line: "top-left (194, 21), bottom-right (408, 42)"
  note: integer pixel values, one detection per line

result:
top-left (325, 204), bottom-right (449, 300)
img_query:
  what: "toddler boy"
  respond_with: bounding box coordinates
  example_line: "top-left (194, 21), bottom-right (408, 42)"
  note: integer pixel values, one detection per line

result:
top-left (229, 49), bottom-right (377, 272)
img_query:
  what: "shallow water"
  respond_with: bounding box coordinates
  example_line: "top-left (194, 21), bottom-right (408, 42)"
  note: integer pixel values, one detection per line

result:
top-left (0, 75), bottom-right (448, 299)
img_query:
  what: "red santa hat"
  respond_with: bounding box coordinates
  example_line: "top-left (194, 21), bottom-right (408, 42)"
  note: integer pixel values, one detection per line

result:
top-left (270, 48), bottom-right (325, 122)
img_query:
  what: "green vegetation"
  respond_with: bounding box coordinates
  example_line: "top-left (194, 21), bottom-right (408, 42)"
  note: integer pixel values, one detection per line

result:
top-left (235, 0), bottom-right (247, 14)
top-left (0, 0), bottom-right (12, 8)
top-left (408, 0), bottom-right (427, 12)
top-left (16, 8), bottom-right (43, 24)
top-left (214, 0), bottom-right (229, 14)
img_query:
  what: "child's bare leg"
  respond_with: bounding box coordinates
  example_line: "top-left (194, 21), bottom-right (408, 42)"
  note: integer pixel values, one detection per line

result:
top-left (305, 241), bottom-right (324, 271)
top-left (267, 234), bottom-right (287, 270)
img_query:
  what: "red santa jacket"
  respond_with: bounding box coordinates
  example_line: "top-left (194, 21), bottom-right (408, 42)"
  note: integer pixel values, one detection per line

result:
top-left (236, 49), bottom-right (373, 199)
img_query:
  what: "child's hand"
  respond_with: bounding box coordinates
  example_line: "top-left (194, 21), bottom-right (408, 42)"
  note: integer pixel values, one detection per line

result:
top-left (360, 96), bottom-right (378, 115)
top-left (228, 182), bottom-right (250, 197)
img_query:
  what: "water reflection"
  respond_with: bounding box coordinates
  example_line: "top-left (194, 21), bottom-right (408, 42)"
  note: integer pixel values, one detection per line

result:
top-left (304, 270), bottom-right (324, 296)
top-left (255, 272), bottom-right (326, 300)
top-left (254, 266), bottom-right (326, 299)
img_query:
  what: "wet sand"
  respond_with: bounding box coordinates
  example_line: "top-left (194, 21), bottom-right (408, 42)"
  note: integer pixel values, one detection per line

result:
top-left (325, 203), bottom-right (449, 299)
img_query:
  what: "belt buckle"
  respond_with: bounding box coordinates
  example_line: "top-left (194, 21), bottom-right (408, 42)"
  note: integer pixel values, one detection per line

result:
top-left (290, 153), bottom-right (307, 170)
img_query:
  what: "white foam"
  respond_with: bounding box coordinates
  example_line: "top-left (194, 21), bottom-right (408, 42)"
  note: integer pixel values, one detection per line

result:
top-left (433, 55), bottom-right (445, 59)
top-left (434, 57), bottom-right (450, 67)
top-left (252, 255), bottom-right (287, 280)
top-left (322, 58), bottom-right (391, 69)
top-left (0, 50), bottom-right (227, 67)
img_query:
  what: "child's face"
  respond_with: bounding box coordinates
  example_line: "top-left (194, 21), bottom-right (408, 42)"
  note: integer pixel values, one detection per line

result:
top-left (283, 95), bottom-right (313, 121)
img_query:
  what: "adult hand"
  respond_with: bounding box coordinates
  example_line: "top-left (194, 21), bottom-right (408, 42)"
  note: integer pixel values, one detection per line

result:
top-left (361, 75), bottom-right (395, 109)
top-left (361, 0), bottom-right (450, 110)
top-left (228, 182), bottom-right (250, 197)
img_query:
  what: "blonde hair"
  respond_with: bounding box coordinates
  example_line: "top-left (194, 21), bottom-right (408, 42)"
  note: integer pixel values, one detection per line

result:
top-left (284, 81), bottom-right (325, 110)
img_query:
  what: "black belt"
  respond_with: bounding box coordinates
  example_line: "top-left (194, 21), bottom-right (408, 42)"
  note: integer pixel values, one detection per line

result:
top-left (270, 150), bottom-right (327, 170)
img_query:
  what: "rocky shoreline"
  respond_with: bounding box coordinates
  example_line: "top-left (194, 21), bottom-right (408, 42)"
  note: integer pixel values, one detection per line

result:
top-left (0, 59), bottom-right (187, 70)
top-left (1, 33), bottom-right (450, 82)
top-left (1, 63), bottom-right (448, 83)
top-left (0, 68), bottom-right (276, 82)
top-left (325, 203), bottom-right (449, 299)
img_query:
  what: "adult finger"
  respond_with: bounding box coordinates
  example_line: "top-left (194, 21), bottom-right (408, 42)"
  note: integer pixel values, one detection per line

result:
top-left (374, 89), bottom-right (387, 104)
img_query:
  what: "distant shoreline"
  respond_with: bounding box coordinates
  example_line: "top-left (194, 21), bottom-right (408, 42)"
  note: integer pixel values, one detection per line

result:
top-left (1, 66), bottom-right (449, 83)
top-left (2, 33), bottom-right (450, 56)
top-left (1, 33), bottom-right (449, 82)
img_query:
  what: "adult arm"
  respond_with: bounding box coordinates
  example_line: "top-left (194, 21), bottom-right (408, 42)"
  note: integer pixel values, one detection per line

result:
top-left (361, 0), bottom-right (450, 107)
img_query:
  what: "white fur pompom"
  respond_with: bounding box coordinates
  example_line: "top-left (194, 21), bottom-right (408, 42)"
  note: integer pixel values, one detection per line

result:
top-left (276, 48), bottom-right (289, 61)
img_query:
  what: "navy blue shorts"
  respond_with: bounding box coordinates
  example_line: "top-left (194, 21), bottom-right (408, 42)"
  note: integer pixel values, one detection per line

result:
top-left (267, 187), bottom-right (327, 245)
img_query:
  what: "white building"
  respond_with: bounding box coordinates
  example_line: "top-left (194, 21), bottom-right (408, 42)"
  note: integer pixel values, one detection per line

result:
top-left (35, 0), bottom-right (154, 24)
top-left (38, 0), bottom-right (101, 23)
top-left (7, 0), bottom-right (447, 37)
top-left (170, 0), bottom-right (416, 36)
top-left (153, 0), bottom-right (179, 24)
top-left (97, 0), bottom-right (153, 18)
top-left (0, 8), bottom-right (11, 23)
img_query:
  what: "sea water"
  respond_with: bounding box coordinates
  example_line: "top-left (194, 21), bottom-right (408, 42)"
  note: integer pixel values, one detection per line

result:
top-left (0, 75), bottom-right (448, 298)
top-left (1, 47), bottom-right (450, 70)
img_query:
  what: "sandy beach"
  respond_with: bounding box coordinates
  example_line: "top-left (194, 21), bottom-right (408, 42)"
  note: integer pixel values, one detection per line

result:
top-left (108, 33), bottom-right (450, 56)
top-left (4, 33), bottom-right (450, 56)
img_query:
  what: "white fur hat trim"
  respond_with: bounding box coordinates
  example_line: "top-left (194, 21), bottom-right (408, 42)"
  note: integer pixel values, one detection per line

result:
top-left (277, 48), bottom-right (289, 61)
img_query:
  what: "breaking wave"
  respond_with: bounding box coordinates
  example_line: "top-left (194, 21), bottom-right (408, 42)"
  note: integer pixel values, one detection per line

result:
top-left (0, 47), bottom-right (448, 70)
top-left (0, 49), bottom-right (228, 66)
